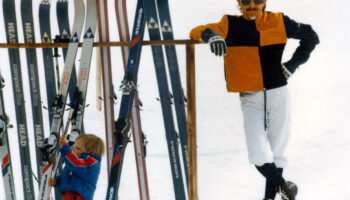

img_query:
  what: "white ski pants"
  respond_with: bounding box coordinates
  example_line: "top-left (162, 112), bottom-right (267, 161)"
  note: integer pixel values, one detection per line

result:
top-left (240, 86), bottom-right (291, 168)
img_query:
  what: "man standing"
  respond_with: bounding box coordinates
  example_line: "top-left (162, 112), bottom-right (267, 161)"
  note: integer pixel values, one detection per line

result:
top-left (190, 0), bottom-right (319, 199)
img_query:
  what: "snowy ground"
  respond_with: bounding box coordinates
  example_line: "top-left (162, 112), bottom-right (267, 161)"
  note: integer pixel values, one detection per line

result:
top-left (1, 0), bottom-right (350, 199)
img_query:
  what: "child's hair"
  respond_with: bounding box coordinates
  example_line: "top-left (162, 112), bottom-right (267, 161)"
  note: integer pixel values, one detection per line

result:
top-left (76, 134), bottom-right (105, 156)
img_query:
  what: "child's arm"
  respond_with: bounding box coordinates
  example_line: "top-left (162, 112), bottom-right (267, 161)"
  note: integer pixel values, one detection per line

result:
top-left (48, 175), bottom-right (61, 187)
top-left (60, 143), bottom-right (98, 178)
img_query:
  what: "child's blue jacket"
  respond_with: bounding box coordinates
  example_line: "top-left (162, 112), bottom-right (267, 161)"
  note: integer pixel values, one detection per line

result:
top-left (55, 143), bottom-right (101, 200)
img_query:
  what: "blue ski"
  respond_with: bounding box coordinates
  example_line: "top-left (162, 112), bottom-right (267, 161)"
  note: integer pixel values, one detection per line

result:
top-left (143, 0), bottom-right (187, 198)
top-left (39, 0), bottom-right (57, 127)
top-left (156, 0), bottom-right (189, 186)
top-left (106, 0), bottom-right (146, 199)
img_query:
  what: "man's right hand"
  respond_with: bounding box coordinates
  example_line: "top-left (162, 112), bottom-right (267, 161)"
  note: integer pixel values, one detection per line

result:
top-left (201, 28), bottom-right (227, 56)
top-left (208, 36), bottom-right (227, 56)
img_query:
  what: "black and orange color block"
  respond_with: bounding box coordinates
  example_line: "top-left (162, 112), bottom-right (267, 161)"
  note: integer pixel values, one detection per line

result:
top-left (190, 11), bottom-right (319, 92)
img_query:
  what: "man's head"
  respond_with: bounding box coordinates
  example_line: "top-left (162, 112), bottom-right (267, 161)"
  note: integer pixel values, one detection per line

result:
top-left (237, 0), bottom-right (266, 20)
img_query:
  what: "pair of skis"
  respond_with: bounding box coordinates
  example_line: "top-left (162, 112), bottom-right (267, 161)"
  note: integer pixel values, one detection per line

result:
top-left (3, 0), bottom-right (37, 199)
top-left (39, 0), bottom-right (81, 198)
top-left (106, 0), bottom-right (188, 199)
top-left (38, 0), bottom-right (98, 199)
top-left (105, 0), bottom-right (146, 199)
top-left (114, 0), bottom-right (150, 199)
top-left (144, 0), bottom-right (188, 198)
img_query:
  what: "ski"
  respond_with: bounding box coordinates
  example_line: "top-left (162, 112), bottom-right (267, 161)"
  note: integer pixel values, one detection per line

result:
top-left (115, 0), bottom-right (150, 198)
top-left (143, 0), bottom-right (186, 198)
top-left (38, 1), bottom-right (64, 199)
top-left (56, 0), bottom-right (79, 105)
top-left (106, 0), bottom-right (146, 199)
top-left (3, 0), bottom-right (35, 198)
top-left (0, 72), bottom-right (16, 200)
top-left (156, 0), bottom-right (189, 186)
top-left (37, 0), bottom-right (85, 199)
top-left (69, 0), bottom-right (98, 139)
top-left (39, 0), bottom-right (57, 129)
top-left (21, 0), bottom-right (46, 183)
top-left (96, 0), bottom-right (115, 174)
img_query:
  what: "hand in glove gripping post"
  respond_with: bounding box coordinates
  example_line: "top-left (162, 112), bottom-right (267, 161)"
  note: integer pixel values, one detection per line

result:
top-left (201, 28), bottom-right (227, 56)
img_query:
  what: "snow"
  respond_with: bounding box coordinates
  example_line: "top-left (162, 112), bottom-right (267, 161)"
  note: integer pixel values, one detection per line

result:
top-left (1, 0), bottom-right (350, 199)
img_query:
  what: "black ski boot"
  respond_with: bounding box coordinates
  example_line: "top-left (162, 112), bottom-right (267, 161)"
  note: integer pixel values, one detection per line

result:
top-left (279, 181), bottom-right (298, 200)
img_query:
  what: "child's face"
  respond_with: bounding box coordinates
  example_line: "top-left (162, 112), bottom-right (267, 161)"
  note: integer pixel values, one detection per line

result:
top-left (72, 139), bottom-right (87, 156)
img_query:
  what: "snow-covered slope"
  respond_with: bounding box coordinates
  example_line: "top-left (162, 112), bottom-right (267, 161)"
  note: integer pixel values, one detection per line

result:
top-left (1, 0), bottom-right (350, 199)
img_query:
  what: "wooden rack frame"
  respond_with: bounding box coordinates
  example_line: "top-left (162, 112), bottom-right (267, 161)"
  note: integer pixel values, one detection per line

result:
top-left (0, 39), bottom-right (200, 200)
top-left (0, 39), bottom-right (201, 48)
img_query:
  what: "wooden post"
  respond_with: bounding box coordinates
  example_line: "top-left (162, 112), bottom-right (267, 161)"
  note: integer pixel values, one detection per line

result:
top-left (186, 43), bottom-right (198, 200)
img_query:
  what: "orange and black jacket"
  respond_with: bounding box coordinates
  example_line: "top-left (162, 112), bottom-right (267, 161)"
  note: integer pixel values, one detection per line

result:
top-left (190, 11), bottom-right (319, 92)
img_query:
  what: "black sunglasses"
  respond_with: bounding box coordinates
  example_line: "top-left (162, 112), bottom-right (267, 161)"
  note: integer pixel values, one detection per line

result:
top-left (240, 0), bottom-right (264, 5)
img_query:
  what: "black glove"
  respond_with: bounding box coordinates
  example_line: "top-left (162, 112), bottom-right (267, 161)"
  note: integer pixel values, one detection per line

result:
top-left (281, 62), bottom-right (298, 79)
top-left (201, 28), bottom-right (227, 56)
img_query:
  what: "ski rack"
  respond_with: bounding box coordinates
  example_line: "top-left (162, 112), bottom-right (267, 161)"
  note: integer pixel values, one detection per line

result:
top-left (0, 39), bottom-right (202, 48)
top-left (0, 39), bottom-right (201, 200)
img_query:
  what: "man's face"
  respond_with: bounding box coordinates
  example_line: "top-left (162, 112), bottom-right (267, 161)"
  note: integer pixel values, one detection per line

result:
top-left (238, 0), bottom-right (266, 20)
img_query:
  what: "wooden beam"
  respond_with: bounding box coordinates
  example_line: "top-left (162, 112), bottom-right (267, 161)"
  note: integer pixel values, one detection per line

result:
top-left (186, 43), bottom-right (198, 200)
top-left (0, 39), bottom-right (203, 49)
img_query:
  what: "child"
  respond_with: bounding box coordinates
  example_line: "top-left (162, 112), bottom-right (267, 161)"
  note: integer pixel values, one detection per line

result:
top-left (190, 0), bottom-right (319, 199)
top-left (49, 134), bottom-right (105, 200)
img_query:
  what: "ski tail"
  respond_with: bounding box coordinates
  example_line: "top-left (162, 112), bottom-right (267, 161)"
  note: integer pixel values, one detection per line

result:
top-left (0, 72), bottom-right (16, 200)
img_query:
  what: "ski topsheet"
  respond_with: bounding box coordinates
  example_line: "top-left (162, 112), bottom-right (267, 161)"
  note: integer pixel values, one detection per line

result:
top-left (96, 0), bottom-right (115, 174)
top-left (143, 0), bottom-right (186, 198)
top-left (38, 0), bottom-right (85, 199)
top-left (21, 0), bottom-right (46, 183)
top-left (156, 0), bottom-right (189, 186)
top-left (106, 0), bottom-right (146, 199)
top-left (39, 0), bottom-right (57, 128)
top-left (70, 0), bottom-right (98, 136)
top-left (56, 0), bottom-right (78, 103)
top-left (115, 0), bottom-right (149, 198)
top-left (0, 72), bottom-right (16, 200)
top-left (3, 0), bottom-right (35, 199)
top-left (39, 1), bottom-right (63, 199)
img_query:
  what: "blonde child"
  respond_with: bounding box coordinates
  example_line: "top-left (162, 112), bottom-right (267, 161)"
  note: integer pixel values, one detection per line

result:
top-left (49, 134), bottom-right (105, 200)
